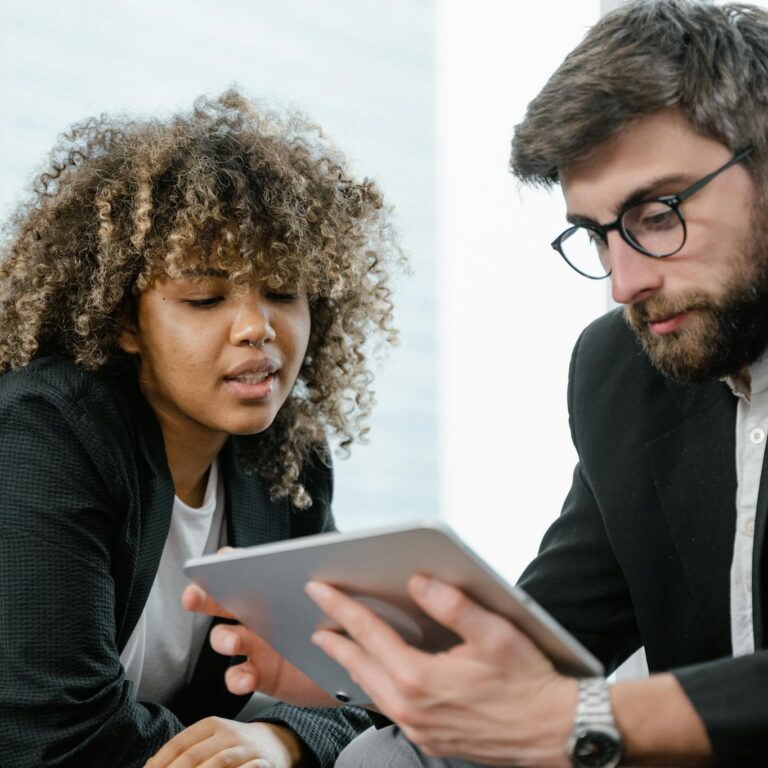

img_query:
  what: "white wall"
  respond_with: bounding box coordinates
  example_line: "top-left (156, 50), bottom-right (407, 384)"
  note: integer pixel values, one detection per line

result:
top-left (437, 1), bottom-right (608, 582)
top-left (2, 2), bottom-right (642, 583)
top-left (0, 0), bottom-right (438, 532)
top-left (433, 0), bottom-right (768, 620)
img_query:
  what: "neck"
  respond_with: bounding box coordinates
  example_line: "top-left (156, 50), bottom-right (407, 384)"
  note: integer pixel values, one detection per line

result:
top-left (168, 437), bottom-right (226, 507)
top-left (156, 417), bottom-right (228, 508)
top-left (134, 376), bottom-right (229, 507)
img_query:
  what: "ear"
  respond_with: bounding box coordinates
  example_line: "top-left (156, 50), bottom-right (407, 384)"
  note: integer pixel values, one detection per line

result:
top-left (117, 312), bottom-right (142, 356)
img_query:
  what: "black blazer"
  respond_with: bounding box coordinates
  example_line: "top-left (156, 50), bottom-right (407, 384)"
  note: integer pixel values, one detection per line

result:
top-left (519, 309), bottom-right (766, 766)
top-left (0, 356), bottom-right (369, 768)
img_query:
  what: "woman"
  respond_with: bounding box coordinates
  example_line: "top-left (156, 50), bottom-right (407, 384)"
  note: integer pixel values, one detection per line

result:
top-left (0, 90), bottom-right (402, 768)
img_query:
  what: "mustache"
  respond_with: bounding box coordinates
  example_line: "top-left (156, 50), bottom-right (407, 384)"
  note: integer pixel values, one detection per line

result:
top-left (627, 294), bottom-right (717, 325)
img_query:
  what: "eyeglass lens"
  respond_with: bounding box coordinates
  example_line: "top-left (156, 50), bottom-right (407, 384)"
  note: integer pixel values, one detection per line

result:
top-left (560, 201), bottom-right (685, 278)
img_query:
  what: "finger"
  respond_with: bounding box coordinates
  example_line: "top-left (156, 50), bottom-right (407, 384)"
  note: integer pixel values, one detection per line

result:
top-left (224, 663), bottom-right (259, 696)
top-left (211, 623), bottom-right (293, 696)
top-left (145, 724), bottom-right (213, 768)
top-left (305, 582), bottom-right (425, 668)
top-left (408, 575), bottom-right (532, 655)
top-left (212, 762), bottom-right (269, 768)
top-left (209, 623), bottom-right (266, 657)
top-left (196, 751), bottom-right (269, 768)
top-left (145, 733), bottom-right (186, 767)
top-left (213, 626), bottom-right (338, 705)
top-left (182, 584), bottom-right (236, 620)
top-left (311, 627), bottom-right (402, 710)
top-left (162, 735), bottom-right (222, 768)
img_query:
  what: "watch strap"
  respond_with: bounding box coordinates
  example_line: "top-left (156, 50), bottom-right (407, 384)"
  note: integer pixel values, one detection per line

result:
top-left (575, 677), bottom-right (616, 727)
top-left (569, 677), bottom-right (624, 768)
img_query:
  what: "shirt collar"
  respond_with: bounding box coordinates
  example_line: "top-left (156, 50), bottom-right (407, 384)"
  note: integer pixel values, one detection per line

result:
top-left (725, 352), bottom-right (768, 402)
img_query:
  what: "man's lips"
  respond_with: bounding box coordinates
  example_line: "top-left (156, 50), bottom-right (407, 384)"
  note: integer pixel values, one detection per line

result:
top-left (647, 312), bottom-right (688, 335)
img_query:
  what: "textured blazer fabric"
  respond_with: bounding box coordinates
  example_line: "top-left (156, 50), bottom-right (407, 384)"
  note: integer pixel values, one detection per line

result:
top-left (518, 309), bottom-right (767, 767)
top-left (0, 356), bottom-right (370, 768)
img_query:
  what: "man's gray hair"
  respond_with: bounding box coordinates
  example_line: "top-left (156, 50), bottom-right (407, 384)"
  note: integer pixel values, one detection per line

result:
top-left (511, 0), bottom-right (768, 186)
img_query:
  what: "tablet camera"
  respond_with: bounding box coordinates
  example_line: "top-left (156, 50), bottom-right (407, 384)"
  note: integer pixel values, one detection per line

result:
top-left (334, 691), bottom-right (351, 703)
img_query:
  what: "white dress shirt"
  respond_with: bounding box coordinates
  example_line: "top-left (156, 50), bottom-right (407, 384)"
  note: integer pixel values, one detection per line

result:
top-left (725, 354), bottom-right (768, 656)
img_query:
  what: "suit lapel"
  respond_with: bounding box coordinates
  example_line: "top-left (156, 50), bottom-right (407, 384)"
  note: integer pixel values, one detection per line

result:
top-left (752, 440), bottom-right (768, 648)
top-left (181, 438), bottom-right (292, 716)
top-left (646, 378), bottom-right (737, 656)
top-left (115, 385), bottom-right (175, 652)
top-left (221, 438), bottom-right (291, 547)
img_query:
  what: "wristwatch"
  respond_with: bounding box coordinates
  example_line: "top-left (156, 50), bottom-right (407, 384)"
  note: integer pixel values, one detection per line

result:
top-left (567, 677), bottom-right (624, 768)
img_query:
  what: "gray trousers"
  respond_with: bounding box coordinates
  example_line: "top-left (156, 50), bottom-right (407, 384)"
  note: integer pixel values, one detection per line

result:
top-left (334, 725), bottom-right (485, 768)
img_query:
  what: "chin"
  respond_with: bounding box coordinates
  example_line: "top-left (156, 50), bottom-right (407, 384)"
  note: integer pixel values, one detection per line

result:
top-left (226, 415), bottom-right (278, 436)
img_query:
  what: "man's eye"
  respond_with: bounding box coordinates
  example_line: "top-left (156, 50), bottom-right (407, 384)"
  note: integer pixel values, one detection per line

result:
top-left (185, 296), bottom-right (224, 307)
top-left (641, 209), bottom-right (676, 230)
top-left (627, 202), bottom-right (678, 232)
top-left (586, 229), bottom-right (606, 249)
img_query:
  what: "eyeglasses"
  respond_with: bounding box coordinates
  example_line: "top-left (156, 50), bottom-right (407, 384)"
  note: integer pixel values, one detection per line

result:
top-left (551, 146), bottom-right (755, 280)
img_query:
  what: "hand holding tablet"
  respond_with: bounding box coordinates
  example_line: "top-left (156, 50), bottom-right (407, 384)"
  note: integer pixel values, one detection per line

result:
top-left (184, 522), bottom-right (601, 706)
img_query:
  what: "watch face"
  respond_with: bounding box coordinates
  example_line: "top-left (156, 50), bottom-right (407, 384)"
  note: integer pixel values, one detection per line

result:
top-left (572, 727), bottom-right (623, 768)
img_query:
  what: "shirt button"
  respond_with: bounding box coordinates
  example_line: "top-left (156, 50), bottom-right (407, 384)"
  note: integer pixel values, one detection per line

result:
top-left (745, 517), bottom-right (756, 537)
top-left (750, 428), bottom-right (766, 444)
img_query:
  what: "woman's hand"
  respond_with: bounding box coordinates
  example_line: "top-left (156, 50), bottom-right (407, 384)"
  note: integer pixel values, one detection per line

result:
top-left (145, 718), bottom-right (304, 768)
top-left (182, 584), bottom-right (337, 707)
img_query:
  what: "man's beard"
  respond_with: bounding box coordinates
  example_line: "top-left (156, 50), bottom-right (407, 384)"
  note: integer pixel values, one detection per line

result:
top-left (624, 224), bottom-right (768, 384)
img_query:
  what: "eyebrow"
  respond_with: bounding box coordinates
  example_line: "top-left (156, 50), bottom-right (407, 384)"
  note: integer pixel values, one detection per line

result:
top-left (565, 172), bottom-right (693, 227)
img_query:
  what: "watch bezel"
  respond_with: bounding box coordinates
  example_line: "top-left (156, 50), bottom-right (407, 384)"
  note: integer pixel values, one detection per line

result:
top-left (570, 724), bottom-right (624, 768)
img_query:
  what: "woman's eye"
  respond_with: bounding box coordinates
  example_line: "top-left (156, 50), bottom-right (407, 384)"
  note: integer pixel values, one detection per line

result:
top-left (185, 296), bottom-right (224, 307)
top-left (267, 292), bottom-right (298, 303)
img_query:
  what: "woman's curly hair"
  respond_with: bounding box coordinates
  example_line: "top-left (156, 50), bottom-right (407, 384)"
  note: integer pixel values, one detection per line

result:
top-left (0, 89), bottom-right (404, 508)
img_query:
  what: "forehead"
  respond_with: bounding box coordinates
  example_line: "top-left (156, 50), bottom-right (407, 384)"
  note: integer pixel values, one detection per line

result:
top-left (558, 110), bottom-right (735, 219)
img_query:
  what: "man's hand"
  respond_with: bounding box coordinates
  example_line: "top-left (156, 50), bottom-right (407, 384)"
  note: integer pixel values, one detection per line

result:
top-left (182, 584), bottom-right (337, 707)
top-left (144, 719), bottom-right (303, 768)
top-left (306, 575), bottom-right (578, 767)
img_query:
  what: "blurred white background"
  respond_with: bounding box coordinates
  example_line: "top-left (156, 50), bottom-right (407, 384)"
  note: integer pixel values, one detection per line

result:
top-left (1, 0), bottom-right (621, 583)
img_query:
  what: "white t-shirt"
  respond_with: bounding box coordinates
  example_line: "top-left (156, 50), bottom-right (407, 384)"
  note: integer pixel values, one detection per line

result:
top-left (120, 460), bottom-right (226, 704)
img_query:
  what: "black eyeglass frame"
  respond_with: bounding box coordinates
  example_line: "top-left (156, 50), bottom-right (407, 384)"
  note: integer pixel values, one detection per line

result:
top-left (550, 145), bottom-right (756, 280)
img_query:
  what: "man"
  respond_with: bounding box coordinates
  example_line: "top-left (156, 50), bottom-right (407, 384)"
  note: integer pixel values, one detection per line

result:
top-left (185, 1), bottom-right (768, 765)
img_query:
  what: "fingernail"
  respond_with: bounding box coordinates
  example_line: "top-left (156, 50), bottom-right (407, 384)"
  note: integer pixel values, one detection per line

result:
top-left (311, 631), bottom-right (324, 647)
top-left (235, 673), bottom-right (254, 693)
top-left (305, 582), bottom-right (331, 600)
top-left (410, 574), bottom-right (434, 597)
top-left (218, 630), bottom-right (237, 655)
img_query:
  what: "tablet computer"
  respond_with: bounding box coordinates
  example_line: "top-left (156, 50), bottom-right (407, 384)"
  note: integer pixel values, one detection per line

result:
top-left (184, 521), bottom-right (603, 706)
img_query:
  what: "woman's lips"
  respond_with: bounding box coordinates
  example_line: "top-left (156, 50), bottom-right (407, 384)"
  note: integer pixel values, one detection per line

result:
top-left (648, 312), bottom-right (687, 335)
top-left (224, 371), bottom-right (276, 400)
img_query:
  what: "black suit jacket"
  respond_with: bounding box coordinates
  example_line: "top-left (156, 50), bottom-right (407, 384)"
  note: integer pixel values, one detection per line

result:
top-left (0, 356), bottom-right (369, 768)
top-left (518, 309), bottom-right (766, 766)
